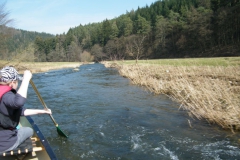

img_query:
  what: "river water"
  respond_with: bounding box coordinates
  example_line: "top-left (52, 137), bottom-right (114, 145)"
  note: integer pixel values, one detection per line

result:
top-left (25, 63), bottom-right (240, 160)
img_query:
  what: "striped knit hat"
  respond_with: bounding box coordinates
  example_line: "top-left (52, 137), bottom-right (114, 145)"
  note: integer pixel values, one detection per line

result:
top-left (0, 66), bottom-right (22, 83)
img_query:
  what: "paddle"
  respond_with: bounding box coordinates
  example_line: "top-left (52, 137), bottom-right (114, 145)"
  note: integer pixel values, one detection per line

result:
top-left (30, 79), bottom-right (68, 138)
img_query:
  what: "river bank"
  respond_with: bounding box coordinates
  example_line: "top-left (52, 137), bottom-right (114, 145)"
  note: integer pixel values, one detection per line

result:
top-left (102, 58), bottom-right (240, 132)
top-left (0, 61), bottom-right (82, 74)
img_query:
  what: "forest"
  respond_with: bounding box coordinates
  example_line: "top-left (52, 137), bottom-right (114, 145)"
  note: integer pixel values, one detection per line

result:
top-left (1, 0), bottom-right (240, 62)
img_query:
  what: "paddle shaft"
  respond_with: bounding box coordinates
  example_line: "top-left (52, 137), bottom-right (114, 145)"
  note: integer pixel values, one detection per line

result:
top-left (30, 79), bottom-right (58, 126)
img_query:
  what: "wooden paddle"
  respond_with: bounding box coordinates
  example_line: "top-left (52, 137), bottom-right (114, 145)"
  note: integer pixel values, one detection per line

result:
top-left (30, 79), bottom-right (68, 138)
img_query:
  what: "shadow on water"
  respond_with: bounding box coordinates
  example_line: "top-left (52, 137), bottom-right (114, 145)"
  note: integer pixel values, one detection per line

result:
top-left (25, 63), bottom-right (240, 160)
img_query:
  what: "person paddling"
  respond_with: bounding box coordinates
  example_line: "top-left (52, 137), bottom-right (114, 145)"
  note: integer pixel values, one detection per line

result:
top-left (0, 66), bottom-right (52, 153)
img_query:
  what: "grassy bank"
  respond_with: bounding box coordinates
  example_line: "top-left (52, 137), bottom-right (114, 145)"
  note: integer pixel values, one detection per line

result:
top-left (102, 57), bottom-right (240, 132)
top-left (0, 61), bottom-right (82, 74)
top-left (114, 57), bottom-right (240, 66)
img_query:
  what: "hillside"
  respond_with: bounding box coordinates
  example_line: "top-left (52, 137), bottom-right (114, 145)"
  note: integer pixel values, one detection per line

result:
top-left (33, 0), bottom-right (240, 62)
top-left (6, 29), bottom-right (54, 53)
top-left (1, 0), bottom-right (240, 62)
top-left (0, 26), bottom-right (53, 61)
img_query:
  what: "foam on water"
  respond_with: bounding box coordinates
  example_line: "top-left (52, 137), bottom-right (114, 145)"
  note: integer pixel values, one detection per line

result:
top-left (161, 145), bottom-right (179, 160)
top-left (131, 134), bottom-right (143, 150)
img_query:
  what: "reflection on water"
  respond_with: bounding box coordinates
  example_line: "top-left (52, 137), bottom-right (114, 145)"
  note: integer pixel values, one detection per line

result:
top-left (25, 63), bottom-right (240, 160)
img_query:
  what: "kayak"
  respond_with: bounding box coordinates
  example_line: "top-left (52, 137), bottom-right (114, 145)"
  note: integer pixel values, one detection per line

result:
top-left (1, 116), bottom-right (58, 160)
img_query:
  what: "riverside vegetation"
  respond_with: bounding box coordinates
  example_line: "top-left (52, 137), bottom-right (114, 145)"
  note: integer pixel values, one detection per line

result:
top-left (0, 61), bottom-right (81, 74)
top-left (102, 57), bottom-right (240, 132)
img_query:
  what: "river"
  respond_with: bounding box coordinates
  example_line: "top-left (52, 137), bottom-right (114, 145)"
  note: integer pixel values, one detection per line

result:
top-left (25, 63), bottom-right (240, 160)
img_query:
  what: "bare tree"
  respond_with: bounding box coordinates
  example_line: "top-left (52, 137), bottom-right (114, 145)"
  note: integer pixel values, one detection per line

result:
top-left (67, 40), bottom-right (83, 62)
top-left (80, 51), bottom-right (94, 62)
top-left (91, 44), bottom-right (105, 62)
top-left (0, 2), bottom-right (14, 59)
top-left (0, 3), bottom-right (10, 24)
top-left (0, 2), bottom-right (13, 30)
top-left (126, 35), bottom-right (146, 63)
top-left (104, 40), bottom-right (117, 60)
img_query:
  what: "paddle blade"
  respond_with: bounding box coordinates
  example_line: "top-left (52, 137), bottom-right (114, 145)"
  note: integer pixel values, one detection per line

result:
top-left (56, 126), bottom-right (68, 138)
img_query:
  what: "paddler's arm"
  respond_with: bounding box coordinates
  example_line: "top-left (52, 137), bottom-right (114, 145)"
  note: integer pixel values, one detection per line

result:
top-left (17, 70), bottom-right (32, 98)
top-left (24, 108), bottom-right (52, 116)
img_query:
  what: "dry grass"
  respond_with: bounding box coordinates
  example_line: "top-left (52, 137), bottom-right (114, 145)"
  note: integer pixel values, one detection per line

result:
top-left (0, 61), bottom-right (82, 74)
top-left (102, 59), bottom-right (240, 132)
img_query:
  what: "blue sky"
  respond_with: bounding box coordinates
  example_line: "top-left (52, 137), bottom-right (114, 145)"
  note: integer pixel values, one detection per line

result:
top-left (5, 0), bottom-right (156, 35)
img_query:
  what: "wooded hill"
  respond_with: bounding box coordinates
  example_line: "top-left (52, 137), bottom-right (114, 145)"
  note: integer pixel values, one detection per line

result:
top-left (0, 26), bottom-right (53, 61)
top-left (2, 0), bottom-right (240, 62)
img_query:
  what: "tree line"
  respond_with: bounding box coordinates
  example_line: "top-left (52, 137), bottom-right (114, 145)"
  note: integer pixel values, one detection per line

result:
top-left (1, 0), bottom-right (240, 62)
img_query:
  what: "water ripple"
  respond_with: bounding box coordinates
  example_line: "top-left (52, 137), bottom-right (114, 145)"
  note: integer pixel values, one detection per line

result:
top-left (25, 64), bottom-right (240, 160)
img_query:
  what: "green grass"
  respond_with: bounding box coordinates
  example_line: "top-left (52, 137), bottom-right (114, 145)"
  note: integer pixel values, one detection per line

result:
top-left (116, 57), bottom-right (240, 66)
